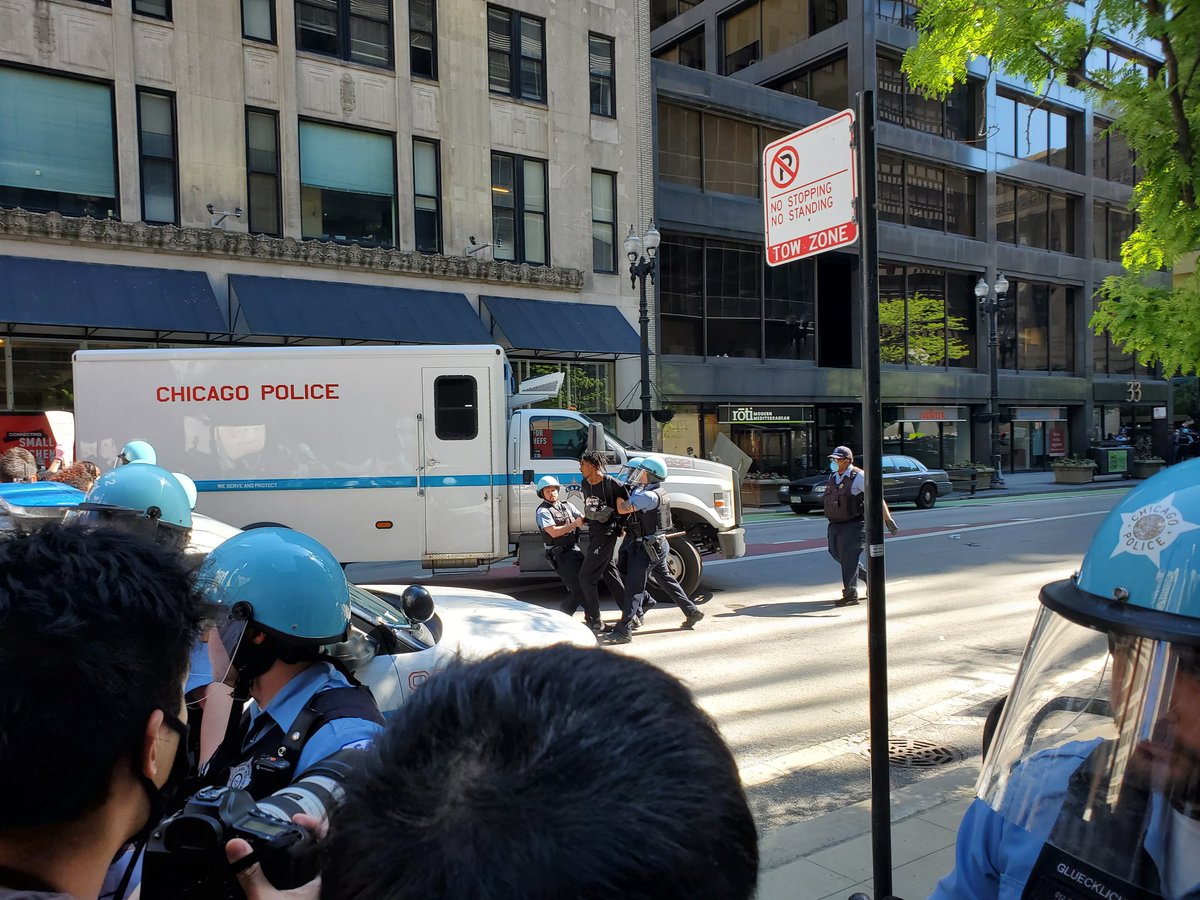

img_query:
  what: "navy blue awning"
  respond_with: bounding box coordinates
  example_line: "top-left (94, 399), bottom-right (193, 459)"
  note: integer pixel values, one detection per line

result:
top-left (0, 255), bottom-right (226, 333)
top-left (230, 275), bottom-right (492, 344)
top-left (481, 295), bottom-right (640, 357)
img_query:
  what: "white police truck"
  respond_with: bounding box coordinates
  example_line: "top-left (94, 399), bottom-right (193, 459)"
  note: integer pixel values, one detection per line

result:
top-left (72, 345), bottom-right (744, 595)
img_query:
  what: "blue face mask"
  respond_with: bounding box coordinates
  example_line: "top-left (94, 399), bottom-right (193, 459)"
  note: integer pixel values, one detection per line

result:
top-left (829, 460), bottom-right (839, 472)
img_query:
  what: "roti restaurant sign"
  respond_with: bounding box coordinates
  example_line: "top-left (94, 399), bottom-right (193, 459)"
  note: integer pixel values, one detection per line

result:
top-left (719, 405), bottom-right (814, 425)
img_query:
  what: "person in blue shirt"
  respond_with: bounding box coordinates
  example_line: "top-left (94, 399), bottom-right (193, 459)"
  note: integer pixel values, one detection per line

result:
top-left (534, 475), bottom-right (597, 632)
top-left (193, 527), bottom-right (384, 799)
top-left (603, 457), bottom-right (703, 645)
top-left (933, 459), bottom-right (1200, 899)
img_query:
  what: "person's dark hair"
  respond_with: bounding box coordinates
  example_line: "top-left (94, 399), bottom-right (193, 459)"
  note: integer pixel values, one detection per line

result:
top-left (0, 447), bottom-right (37, 483)
top-left (0, 524), bottom-right (208, 828)
top-left (49, 461), bottom-right (99, 492)
top-left (580, 450), bottom-right (607, 471)
top-left (322, 646), bottom-right (758, 900)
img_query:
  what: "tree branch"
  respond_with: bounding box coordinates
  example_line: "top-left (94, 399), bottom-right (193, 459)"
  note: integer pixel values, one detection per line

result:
top-left (1146, 0), bottom-right (1197, 207)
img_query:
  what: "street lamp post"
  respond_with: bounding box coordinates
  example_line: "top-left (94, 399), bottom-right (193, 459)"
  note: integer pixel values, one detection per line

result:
top-left (625, 223), bottom-right (661, 450)
top-left (975, 273), bottom-right (1010, 488)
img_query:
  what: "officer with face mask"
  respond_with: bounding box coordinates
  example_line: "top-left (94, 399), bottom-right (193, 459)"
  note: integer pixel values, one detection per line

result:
top-left (934, 458), bottom-right (1200, 898)
top-left (534, 475), bottom-right (597, 632)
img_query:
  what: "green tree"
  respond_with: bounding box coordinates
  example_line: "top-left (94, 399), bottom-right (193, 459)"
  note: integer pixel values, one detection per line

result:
top-left (902, 0), bottom-right (1200, 373)
top-left (879, 292), bottom-right (972, 365)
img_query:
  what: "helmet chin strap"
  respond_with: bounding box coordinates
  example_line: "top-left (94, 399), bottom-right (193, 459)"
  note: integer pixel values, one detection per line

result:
top-left (229, 636), bottom-right (276, 703)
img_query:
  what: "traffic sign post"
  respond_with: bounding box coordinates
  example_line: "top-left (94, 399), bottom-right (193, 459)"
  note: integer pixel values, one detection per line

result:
top-left (762, 110), bottom-right (858, 267)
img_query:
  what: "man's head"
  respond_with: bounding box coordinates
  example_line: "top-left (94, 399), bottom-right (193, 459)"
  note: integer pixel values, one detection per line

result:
top-left (0, 524), bottom-right (206, 834)
top-left (829, 445), bottom-right (853, 474)
top-left (535, 475), bottom-right (561, 502)
top-left (579, 450), bottom-right (606, 480)
top-left (0, 447), bottom-right (37, 483)
top-left (322, 646), bottom-right (758, 900)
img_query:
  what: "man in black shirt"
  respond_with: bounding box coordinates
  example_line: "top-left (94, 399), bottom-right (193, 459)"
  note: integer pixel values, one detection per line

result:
top-left (578, 450), bottom-right (628, 628)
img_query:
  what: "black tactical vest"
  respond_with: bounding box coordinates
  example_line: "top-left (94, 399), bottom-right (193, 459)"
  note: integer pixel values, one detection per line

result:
top-left (632, 485), bottom-right (673, 538)
top-left (538, 499), bottom-right (578, 548)
top-left (824, 467), bottom-right (865, 524)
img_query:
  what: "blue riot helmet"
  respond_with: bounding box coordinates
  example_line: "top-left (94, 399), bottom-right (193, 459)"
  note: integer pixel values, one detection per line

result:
top-left (618, 456), bottom-right (645, 484)
top-left (635, 457), bottom-right (668, 484)
top-left (117, 440), bottom-right (156, 466)
top-left (197, 528), bottom-right (351, 698)
top-left (535, 475), bottom-right (561, 499)
top-left (971, 459), bottom-right (1200, 893)
top-left (172, 472), bottom-right (198, 510)
top-left (66, 463), bottom-right (192, 548)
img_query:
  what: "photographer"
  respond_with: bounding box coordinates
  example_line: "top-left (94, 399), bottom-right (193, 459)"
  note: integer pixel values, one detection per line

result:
top-left (0, 525), bottom-right (207, 900)
top-left (577, 450), bottom-right (628, 628)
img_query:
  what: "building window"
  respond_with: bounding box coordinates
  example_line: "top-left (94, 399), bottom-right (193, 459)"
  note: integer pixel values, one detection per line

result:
top-left (653, 29), bottom-right (704, 70)
top-left (491, 152), bottom-right (547, 265)
top-left (650, 0), bottom-right (698, 30)
top-left (515, 361), bottom-right (615, 419)
top-left (299, 120), bottom-right (395, 247)
top-left (995, 180), bottom-right (1076, 253)
top-left (1093, 324), bottom-right (1155, 378)
top-left (591, 170), bottom-right (616, 273)
top-left (722, 0), bottom-right (845, 74)
top-left (657, 102), bottom-right (765, 198)
top-left (770, 55), bottom-right (848, 110)
top-left (876, 153), bottom-right (977, 237)
top-left (878, 265), bottom-right (976, 368)
top-left (243, 0), bottom-right (276, 41)
top-left (992, 92), bottom-right (1075, 169)
top-left (487, 6), bottom-right (545, 102)
top-left (433, 376), bottom-right (478, 440)
top-left (1093, 203), bottom-right (1134, 262)
top-left (296, 0), bottom-right (392, 69)
top-left (409, 0), bottom-right (436, 78)
top-left (412, 138), bottom-right (441, 254)
top-left (0, 68), bottom-right (117, 218)
top-left (1093, 118), bottom-right (1137, 184)
top-left (997, 279), bottom-right (1075, 373)
top-left (245, 109), bottom-right (280, 236)
top-left (877, 0), bottom-right (918, 27)
top-left (658, 103), bottom-right (702, 188)
top-left (133, 0), bottom-right (170, 19)
top-left (137, 89), bottom-right (177, 225)
top-left (589, 34), bottom-right (615, 118)
top-left (877, 55), bottom-right (979, 142)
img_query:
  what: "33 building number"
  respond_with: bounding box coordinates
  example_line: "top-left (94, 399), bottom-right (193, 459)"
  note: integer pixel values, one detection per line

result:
top-left (1126, 381), bottom-right (1142, 402)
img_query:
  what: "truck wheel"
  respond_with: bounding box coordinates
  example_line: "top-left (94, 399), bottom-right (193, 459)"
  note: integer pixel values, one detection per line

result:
top-left (648, 537), bottom-right (703, 603)
top-left (915, 483), bottom-right (937, 509)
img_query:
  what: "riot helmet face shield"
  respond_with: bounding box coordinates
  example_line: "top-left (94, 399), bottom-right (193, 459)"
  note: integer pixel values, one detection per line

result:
top-left (202, 602), bottom-right (254, 690)
top-left (978, 604), bottom-right (1200, 892)
top-left (63, 503), bottom-right (190, 549)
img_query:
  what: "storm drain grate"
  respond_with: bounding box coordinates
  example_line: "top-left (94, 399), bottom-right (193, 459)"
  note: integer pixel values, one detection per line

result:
top-left (864, 738), bottom-right (963, 768)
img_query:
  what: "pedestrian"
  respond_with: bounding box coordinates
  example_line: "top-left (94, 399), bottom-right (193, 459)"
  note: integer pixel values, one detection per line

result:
top-left (823, 446), bottom-right (898, 607)
top-left (1173, 422), bottom-right (1196, 464)
top-left (577, 450), bottom-right (627, 628)
top-left (534, 475), bottom-right (597, 632)
top-left (0, 446), bottom-right (37, 483)
top-left (932, 459), bottom-right (1200, 898)
top-left (604, 457), bottom-right (702, 645)
top-left (49, 460), bottom-right (101, 493)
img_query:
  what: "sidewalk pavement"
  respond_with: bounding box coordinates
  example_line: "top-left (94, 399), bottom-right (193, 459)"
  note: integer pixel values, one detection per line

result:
top-left (756, 760), bottom-right (980, 900)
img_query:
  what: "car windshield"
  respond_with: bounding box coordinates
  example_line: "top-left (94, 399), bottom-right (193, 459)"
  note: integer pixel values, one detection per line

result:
top-left (348, 583), bottom-right (412, 629)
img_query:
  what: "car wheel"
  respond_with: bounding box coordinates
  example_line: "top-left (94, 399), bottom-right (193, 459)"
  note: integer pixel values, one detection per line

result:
top-left (915, 483), bottom-right (937, 509)
top-left (649, 536), bottom-right (704, 603)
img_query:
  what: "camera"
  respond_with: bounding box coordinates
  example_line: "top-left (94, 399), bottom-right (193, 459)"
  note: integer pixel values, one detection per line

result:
top-left (583, 503), bottom-right (614, 524)
top-left (142, 749), bottom-right (360, 899)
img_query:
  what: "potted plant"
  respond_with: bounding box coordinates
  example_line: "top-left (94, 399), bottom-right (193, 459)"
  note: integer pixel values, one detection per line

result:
top-left (944, 465), bottom-right (976, 492)
top-left (1052, 455), bottom-right (1096, 484)
top-left (1131, 456), bottom-right (1166, 479)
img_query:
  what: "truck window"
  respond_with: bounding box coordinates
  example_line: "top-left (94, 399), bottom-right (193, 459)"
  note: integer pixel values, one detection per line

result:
top-left (529, 416), bottom-right (588, 460)
top-left (434, 376), bottom-right (478, 440)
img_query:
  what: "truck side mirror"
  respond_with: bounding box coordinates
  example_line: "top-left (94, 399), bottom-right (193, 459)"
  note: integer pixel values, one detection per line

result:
top-left (586, 423), bottom-right (605, 454)
top-left (522, 469), bottom-right (535, 484)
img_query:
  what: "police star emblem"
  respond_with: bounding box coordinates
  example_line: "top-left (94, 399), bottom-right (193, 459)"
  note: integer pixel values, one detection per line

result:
top-left (1110, 493), bottom-right (1200, 567)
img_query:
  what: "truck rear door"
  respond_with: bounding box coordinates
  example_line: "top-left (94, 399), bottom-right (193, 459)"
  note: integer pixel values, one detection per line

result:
top-left (420, 369), bottom-right (495, 557)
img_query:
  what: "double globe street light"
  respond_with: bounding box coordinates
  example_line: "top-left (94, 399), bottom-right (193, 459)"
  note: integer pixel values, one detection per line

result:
top-left (975, 273), bottom-right (1010, 488)
top-left (624, 223), bottom-right (662, 449)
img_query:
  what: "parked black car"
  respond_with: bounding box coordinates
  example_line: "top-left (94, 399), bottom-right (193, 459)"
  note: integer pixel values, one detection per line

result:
top-left (777, 455), bottom-right (954, 513)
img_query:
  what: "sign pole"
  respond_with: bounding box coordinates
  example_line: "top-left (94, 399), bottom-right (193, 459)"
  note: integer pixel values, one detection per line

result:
top-left (857, 89), bottom-right (893, 898)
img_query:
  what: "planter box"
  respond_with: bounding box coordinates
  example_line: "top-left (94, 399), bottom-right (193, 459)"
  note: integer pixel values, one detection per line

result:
top-left (1054, 467), bottom-right (1095, 484)
top-left (740, 480), bottom-right (788, 508)
top-left (1131, 460), bottom-right (1165, 479)
top-left (975, 470), bottom-right (995, 491)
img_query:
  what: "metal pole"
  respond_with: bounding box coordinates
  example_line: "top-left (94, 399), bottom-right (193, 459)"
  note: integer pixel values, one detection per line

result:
top-left (857, 89), bottom-right (893, 899)
top-left (638, 261), bottom-right (653, 450)
top-left (988, 302), bottom-right (1006, 486)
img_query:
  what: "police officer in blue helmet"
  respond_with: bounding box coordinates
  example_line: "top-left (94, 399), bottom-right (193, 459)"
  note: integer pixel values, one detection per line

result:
top-left (604, 456), bottom-right (703, 644)
top-left (195, 528), bottom-right (384, 799)
top-left (118, 439), bottom-right (157, 467)
top-left (934, 459), bottom-right (1200, 898)
top-left (67, 463), bottom-right (192, 550)
top-left (535, 475), bottom-right (597, 633)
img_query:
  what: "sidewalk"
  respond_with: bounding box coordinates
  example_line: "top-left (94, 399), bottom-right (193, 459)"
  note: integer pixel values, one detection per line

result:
top-left (756, 761), bottom-right (980, 900)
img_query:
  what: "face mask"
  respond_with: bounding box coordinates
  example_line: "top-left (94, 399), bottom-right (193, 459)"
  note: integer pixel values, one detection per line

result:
top-left (130, 708), bottom-right (192, 844)
top-left (829, 461), bottom-right (839, 472)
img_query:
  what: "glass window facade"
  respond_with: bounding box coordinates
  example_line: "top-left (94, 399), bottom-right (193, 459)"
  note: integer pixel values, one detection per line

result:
top-left (878, 264), bottom-right (977, 368)
top-left (721, 0), bottom-right (845, 75)
top-left (650, 0), bottom-right (698, 31)
top-left (589, 34), bottom-right (615, 117)
top-left (877, 55), bottom-right (980, 142)
top-left (1093, 118), bottom-right (1138, 184)
top-left (488, 6), bottom-right (545, 102)
top-left (297, 0), bottom-right (392, 68)
top-left (993, 92), bottom-right (1076, 169)
top-left (591, 170), bottom-right (615, 273)
top-left (412, 138), bottom-right (441, 254)
top-left (1093, 203), bottom-right (1134, 262)
top-left (409, 0), bottom-right (436, 78)
top-left (770, 55), bottom-right (848, 110)
top-left (658, 103), bottom-right (769, 198)
top-left (245, 109), bottom-right (280, 236)
top-left (137, 90), bottom-right (177, 225)
top-left (242, 0), bottom-right (275, 41)
top-left (995, 180), bottom-right (1076, 253)
top-left (513, 360), bottom-right (615, 421)
top-left (299, 121), bottom-right (396, 247)
top-left (996, 279), bottom-right (1076, 373)
top-left (491, 152), bottom-right (548, 265)
top-left (654, 30), bottom-right (704, 70)
top-left (877, 153), bottom-right (977, 236)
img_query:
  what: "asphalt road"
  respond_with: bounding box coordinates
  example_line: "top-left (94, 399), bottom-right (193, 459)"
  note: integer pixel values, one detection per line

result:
top-left (409, 485), bottom-right (1133, 836)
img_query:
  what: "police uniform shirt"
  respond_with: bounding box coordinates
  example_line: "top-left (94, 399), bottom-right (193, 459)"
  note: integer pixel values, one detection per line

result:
top-left (535, 500), bottom-right (583, 533)
top-left (833, 467), bottom-right (864, 496)
top-left (234, 660), bottom-right (384, 786)
top-left (628, 484), bottom-right (661, 514)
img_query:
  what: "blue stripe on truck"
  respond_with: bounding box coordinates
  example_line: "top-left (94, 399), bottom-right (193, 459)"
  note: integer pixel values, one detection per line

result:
top-left (194, 475), bottom-right (514, 492)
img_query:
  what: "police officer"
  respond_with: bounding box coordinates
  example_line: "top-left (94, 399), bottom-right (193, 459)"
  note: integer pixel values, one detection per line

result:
top-left (823, 446), bottom-right (898, 607)
top-left (195, 528), bottom-right (384, 798)
top-left (578, 450), bottom-right (628, 628)
top-left (535, 475), bottom-right (597, 631)
top-left (604, 457), bottom-right (703, 645)
top-left (68, 462), bottom-right (193, 550)
top-left (117, 439), bottom-right (157, 466)
top-left (933, 458), bottom-right (1200, 898)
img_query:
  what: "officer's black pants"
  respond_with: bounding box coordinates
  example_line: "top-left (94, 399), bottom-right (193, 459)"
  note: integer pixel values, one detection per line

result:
top-left (549, 545), bottom-right (588, 618)
top-left (579, 526), bottom-right (623, 622)
top-left (617, 538), bottom-right (697, 634)
top-left (827, 519), bottom-right (867, 599)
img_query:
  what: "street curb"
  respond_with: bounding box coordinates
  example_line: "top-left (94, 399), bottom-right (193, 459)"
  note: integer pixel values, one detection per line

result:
top-left (758, 759), bottom-right (980, 872)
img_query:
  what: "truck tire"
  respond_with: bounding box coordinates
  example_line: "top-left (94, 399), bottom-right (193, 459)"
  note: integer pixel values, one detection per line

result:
top-left (649, 536), bottom-right (703, 603)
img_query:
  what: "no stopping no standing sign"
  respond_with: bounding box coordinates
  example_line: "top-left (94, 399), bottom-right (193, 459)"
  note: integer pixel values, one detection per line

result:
top-left (763, 109), bottom-right (859, 266)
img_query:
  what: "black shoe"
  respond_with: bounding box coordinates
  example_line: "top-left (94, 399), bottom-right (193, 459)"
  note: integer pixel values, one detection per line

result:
top-left (681, 610), bottom-right (705, 629)
top-left (835, 595), bottom-right (860, 607)
top-left (604, 629), bottom-right (632, 645)
top-left (585, 619), bottom-right (604, 634)
top-left (642, 597), bottom-right (658, 613)
top-left (632, 614), bottom-right (644, 630)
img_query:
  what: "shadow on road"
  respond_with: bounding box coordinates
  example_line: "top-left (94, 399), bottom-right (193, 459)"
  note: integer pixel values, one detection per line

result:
top-left (720, 600), bottom-right (846, 618)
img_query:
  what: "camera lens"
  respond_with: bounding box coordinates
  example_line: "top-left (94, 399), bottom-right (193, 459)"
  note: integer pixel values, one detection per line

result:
top-left (255, 749), bottom-right (361, 824)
